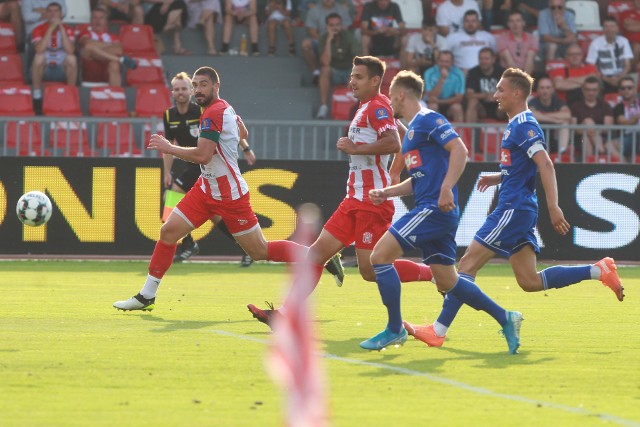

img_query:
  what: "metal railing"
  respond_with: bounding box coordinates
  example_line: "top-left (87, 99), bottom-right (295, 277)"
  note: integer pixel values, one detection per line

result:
top-left (1, 116), bottom-right (639, 163)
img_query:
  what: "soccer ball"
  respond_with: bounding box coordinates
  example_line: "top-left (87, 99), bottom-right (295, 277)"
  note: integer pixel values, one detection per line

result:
top-left (16, 191), bottom-right (53, 227)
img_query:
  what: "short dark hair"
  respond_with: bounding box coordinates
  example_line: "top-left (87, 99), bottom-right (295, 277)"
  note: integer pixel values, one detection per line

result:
top-left (325, 12), bottom-right (342, 24)
top-left (619, 75), bottom-right (635, 87)
top-left (464, 9), bottom-right (480, 19)
top-left (422, 18), bottom-right (436, 28)
top-left (47, 2), bottom-right (63, 10)
top-left (603, 15), bottom-right (619, 25)
top-left (193, 66), bottom-right (220, 85)
top-left (391, 70), bottom-right (424, 99)
top-left (479, 46), bottom-right (495, 57)
top-left (502, 67), bottom-right (534, 97)
top-left (583, 76), bottom-right (601, 88)
top-left (507, 10), bottom-right (524, 19)
top-left (353, 56), bottom-right (386, 80)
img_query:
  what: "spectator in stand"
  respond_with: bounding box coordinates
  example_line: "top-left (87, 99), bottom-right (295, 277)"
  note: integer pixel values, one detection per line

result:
top-left (465, 47), bottom-right (505, 123)
top-left (620, 0), bottom-right (640, 70)
top-left (529, 76), bottom-right (572, 157)
top-left (300, 0), bottom-right (351, 84)
top-left (435, 0), bottom-right (481, 36)
top-left (265, 0), bottom-right (295, 56)
top-left (22, 0), bottom-right (66, 35)
top-left (144, 0), bottom-right (190, 55)
top-left (513, 0), bottom-right (546, 29)
top-left (220, 0), bottom-right (260, 55)
top-left (538, 0), bottom-right (576, 61)
top-left (402, 19), bottom-right (447, 76)
top-left (98, 0), bottom-right (144, 24)
top-left (549, 43), bottom-right (598, 104)
top-left (316, 12), bottom-right (359, 119)
top-left (77, 7), bottom-right (138, 87)
top-left (31, 2), bottom-right (76, 115)
top-left (423, 50), bottom-right (465, 122)
top-left (613, 76), bottom-right (640, 161)
top-left (481, 0), bottom-right (511, 31)
top-left (496, 10), bottom-right (538, 75)
top-left (0, 0), bottom-right (24, 51)
top-left (185, 0), bottom-right (221, 55)
top-left (446, 10), bottom-right (495, 73)
top-left (360, 0), bottom-right (406, 57)
top-left (570, 76), bottom-right (618, 159)
top-left (586, 16), bottom-right (633, 94)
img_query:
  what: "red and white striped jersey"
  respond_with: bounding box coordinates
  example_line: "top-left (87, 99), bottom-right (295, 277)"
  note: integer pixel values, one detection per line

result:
top-left (197, 98), bottom-right (248, 201)
top-left (346, 93), bottom-right (398, 203)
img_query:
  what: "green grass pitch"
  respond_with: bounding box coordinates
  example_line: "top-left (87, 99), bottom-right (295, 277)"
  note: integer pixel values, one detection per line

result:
top-left (0, 260), bottom-right (638, 427)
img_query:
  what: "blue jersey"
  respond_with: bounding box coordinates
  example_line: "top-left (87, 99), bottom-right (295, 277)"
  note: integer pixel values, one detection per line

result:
top-left (498, 110), bottom-right (547, 212)
top-left (402, 108), bottom-right (459, 211)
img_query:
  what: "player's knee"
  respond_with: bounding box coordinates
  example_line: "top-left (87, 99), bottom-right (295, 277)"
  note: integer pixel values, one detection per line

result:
top-left (515, 275), bottom-right (540, 292)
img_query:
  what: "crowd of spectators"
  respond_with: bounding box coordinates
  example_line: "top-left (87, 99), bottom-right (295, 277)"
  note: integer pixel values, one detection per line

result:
top-left (1, 0), bottom-right (640, 162)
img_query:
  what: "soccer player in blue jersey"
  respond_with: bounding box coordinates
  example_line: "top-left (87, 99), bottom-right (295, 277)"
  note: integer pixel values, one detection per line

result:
top-left (403, 68), bottom-right (625, 349)
top-left (360, 69), bottom-right (524, 354)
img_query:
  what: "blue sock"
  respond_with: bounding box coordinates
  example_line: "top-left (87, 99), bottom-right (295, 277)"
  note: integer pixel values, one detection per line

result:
top-left (435, 273), bottom-right (473, 327)
top-left (448, 275), bottom-right (507, 326)
top-left (540, 265), bottom-right (591, 290)
top-left (373, 264), bottom-right (403, 333)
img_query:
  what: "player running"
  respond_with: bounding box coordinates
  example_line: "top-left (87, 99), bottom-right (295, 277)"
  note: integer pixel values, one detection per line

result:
top-left (247, 56), bottom-right (435, 329)
top-left (360, 70), bottom-right (523, 353)
top-left (403, 68), bottom-right (624, 349)
top-left (113, 66), bottom-right (343, 311)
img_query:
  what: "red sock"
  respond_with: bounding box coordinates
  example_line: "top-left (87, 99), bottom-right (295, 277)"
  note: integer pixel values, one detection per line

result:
top-left (283, 263), bottom-right (324, 310)
top-left (148, 240), bottom-right (177, 279)
top-left (394, 259), bottom-right (433, 282)
top-left (267, 240), bottom-right (308, 263)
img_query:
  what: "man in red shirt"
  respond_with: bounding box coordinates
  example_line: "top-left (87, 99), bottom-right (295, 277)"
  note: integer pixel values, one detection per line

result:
top-left (77, 6), bottom-right (137, 86)
top-left (549, 43), bottom-right (598, 104)
top-left (31, 2), bottom-right (76, 114)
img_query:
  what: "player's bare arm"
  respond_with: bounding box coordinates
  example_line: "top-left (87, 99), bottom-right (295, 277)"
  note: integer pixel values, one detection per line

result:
top-left (477, 173), bottom-right (502, 192)
top-left (388, 123), bottom-right (407, 184)
top-left (532, 149), bottom-right (570, 235)
top-left (337, 129), bottom-right (401, 155)
top-left (369, 178), bottom-right (413, 205)
top-left (147, 133), bottom-right (216, 165)
top-left (439, 137), bottom-right (468, 212)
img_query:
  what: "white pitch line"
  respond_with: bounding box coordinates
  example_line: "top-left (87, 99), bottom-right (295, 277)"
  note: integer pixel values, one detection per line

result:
top-left (211, 329), bottom-right (640, 427)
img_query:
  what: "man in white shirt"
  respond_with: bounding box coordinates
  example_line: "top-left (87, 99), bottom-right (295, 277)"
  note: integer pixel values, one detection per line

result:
top-left (402, 19), bottom-right (448, 75)
top-left (446, 10), bottom-right (496, 73)
top-left (435, 0), bottom-right (480, 36)
top-left (586, 16), bottom-right (633, 94)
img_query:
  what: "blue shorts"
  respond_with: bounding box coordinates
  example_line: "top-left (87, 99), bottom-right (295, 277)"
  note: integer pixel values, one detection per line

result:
top-left (43, 63), bottom-right (67, 82)
top-left (474, 208), bottom-right (540, 258)
top-left (388, 205), bottom-right (458, 265)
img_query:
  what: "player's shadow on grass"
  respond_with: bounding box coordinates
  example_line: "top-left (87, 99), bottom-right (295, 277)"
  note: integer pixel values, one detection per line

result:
top-left (135, 314), bottom-right (253, 332)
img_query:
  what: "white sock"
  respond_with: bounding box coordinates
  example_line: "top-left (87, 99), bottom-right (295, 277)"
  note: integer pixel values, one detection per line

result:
top-left (590, 265), bottom-right (601, 280)
top-left (33, 89), bottom-right (42, 99)
top-left (140, 275), bottom-right (161, 299)
top-left (433, 321), bottom-right (448, 337)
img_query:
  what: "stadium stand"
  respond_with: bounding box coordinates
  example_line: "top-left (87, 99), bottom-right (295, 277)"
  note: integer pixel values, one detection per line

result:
top-left (120, 24), bottom-right (157, 56)
top-left (0, 54), bottom-right (23, 84)
top-left (0, 84), bottom-right (34, 116)
top-left (331, 85), bottom-right (358, 121)
top-left (89, 86), bottom-right (128, 117)
top-left (43, 84), bottom-right (82, 117)
top-left (126, 55), bottom-right (165, 86)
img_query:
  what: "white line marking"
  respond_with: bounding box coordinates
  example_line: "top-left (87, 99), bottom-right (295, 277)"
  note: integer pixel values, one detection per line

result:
top-left (211, 329), bottom-right (640, 427)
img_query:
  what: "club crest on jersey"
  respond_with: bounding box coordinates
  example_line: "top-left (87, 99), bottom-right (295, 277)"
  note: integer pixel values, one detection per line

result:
top-left (201, 118), bottom-right (212, 131)
top-left (500, 148), bottom-right (511, 165)
top-left (503, 130), bottom-right (510, 140)
top-left (404, 149), bottom-right (422, 168)
top-left (362, 232), bottom-right (373, 244)
top-left (436, 118), bottom-right (444, 125)
top-left (408, 129), bottom-right (414, 140)
top-left (528, 129), bottom-right (535, 138)
top-left (375, 108), bottom-right (389, 120)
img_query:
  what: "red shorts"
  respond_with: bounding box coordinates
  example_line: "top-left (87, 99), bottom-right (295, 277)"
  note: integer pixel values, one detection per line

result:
top-left (82, 58), bottom-right (109, 83)
top-left (174, 182), bottom-right (258, 235)
top-left (323, 198), bottom-right (394, 250)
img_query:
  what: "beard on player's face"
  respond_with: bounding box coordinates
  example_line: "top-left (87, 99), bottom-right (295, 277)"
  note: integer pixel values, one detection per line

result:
top-left (195, 92), bottom-right (213, 107)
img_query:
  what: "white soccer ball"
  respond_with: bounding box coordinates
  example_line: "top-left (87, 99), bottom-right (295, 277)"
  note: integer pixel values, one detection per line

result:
top-left (16, 191), bottom-right (53, 227)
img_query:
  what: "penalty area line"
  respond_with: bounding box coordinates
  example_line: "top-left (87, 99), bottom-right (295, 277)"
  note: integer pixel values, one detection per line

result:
top-left (210, 329), bottom-right (640, 427)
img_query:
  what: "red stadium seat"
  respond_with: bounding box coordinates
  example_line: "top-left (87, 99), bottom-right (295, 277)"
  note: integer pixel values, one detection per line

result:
top-left (96, 121), bottom-right (135, 149)
top-left (43, 84), bottom-right (82, 116)
top-left (126, 55), bottom-right (165, 86)
top-left (0, 22), bottom-right (17, 54)
top-left (331, 85), bottom-right (358, 120)
top-left (0, 84), bottom-right (34, 115)
top-left (549, 152), bottom-right (572, 163)
top-left (120, 24), bottom-right (156, 55)
top-left (585, 154), bottom-right (621, 163)
top-left (479, 125), bottom-right (505, 154)
top-left (455, 127), bottom-right (473, 151)
top-left (49, 121), bottom-right (91, 156)
top-left (5, 121), bottom-right (42, 151)
top-left (380, 58), bottom-right (401, 96)
top-left (89, 86), bottom-right (128, 117)
top-left (604, 93), bottom-right (621, 108)
top-left (0, 54), bottom-right (23, 84)
top-left (135, 84), bottom-right (171, 118)
top-left (607, 0), bottom-right (633, 25)
top-left (577, 30), bottom-right (603, 56)
top-left (142, 121), bottom-right (165, 145)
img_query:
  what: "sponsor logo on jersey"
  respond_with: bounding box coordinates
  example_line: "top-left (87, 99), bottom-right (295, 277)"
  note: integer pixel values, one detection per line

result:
top-left (404, 149), bottom-right (422, 169)
top-left (500, 148), bottom-right (511, 166)
top-left (440, 128), bottom-right (454, 140)
top-left (362, 231), bottom-right (373, 244)
top-left (503, 130), bottom-right (510, 141)
top-left (375, 108), bottom-right (389, 120)
top-left (408, 129), bottom-right (414, 140)
top-left (237, 219), bottom-right (248, 225)
top-left (201, 118), bottom-right (212, 131)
